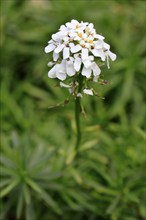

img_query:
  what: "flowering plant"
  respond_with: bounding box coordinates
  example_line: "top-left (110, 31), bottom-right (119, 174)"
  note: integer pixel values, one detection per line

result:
top-left (45, 19), bottom-right (116, 96)
top-left (45, 19), bottom-right (116, 152)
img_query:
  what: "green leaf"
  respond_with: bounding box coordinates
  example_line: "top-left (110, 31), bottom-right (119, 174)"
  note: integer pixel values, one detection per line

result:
top-left (139, 204), bottom-right (146, 218)
top-left (22, 83), bottom-right (50, 100)
top-left (135, 127), bottom-right (146, 139)
top-left (66, 146), bottom-right (76, 165)
top-left (40, 191), bottom-right (62, 214)
top-left (25, 178), bottom-right (61, 214)
top-left (0, 166), bottom-right (17, 177)
top-left (61, 193), bottom-right (82, 211)
top-left (0, 179), bottom-right (12, 188)
top-left (67, 190), bottom-right (96, 212)
top-left (16, 189), bottom-right (24, 219)
top-left (106, 194), bottom-right (121, 214)
top-left (79, 139), bottom-right (98, 151)
top-left (23, 184), bottom-right (31, 205)
top-left (25, 178), bottom-right (42, 193)
top-left (86, 179), bottom-right (117, 196)
top-left (26, 201), bottom-right (36, 220)
top-left (0, 155), bottom-right (16, 169)
top-left (69, 168), bottom-right (83, 184)
top-left (0, 179), bottom-right (19, 198)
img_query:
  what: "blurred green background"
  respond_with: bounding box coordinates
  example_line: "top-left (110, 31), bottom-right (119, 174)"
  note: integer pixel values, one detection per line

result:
top-left (0, 0), bottom-right (145, 220)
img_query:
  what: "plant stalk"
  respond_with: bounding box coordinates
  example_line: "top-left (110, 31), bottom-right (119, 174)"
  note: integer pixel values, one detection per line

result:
top-left (75, 74), bottom-right (83, 152)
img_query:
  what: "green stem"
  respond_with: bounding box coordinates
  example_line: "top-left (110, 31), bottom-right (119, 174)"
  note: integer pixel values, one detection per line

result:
top-left (75, 74), bottom-right (83, 152)
top-left (75, 96), bottom-right (81, 151)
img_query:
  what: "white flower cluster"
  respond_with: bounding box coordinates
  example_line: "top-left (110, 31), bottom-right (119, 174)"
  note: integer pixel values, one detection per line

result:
top-left (45, 19), bottom-right (116, 96)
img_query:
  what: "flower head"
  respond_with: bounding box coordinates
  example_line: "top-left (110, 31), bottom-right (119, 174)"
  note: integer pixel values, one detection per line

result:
top-left (45, 19), bottom-right (116, 96)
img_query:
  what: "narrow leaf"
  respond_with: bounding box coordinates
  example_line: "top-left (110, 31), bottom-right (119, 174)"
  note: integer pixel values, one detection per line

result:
top-left (0, 179), bottom-right (19, 198)
top-left (16, 189), bottom-right (23, 219)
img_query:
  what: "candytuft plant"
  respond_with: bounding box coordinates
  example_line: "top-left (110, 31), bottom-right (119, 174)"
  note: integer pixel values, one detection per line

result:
top-left (44, 19), bottom-right (116, 151)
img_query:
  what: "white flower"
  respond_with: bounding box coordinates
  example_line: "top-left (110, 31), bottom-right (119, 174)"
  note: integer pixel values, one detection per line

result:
top-left (45, 43), bottom-right (56, 53)
top-left (82, 62), bottom-right (101, 79)
top-left (48, 60), bottom-right (67, 80)
top-left (54, 43), bottom-right (65, 54)
top-left (105, 50), bottom-right (117, 69)
top-left (74, 54), bottom-right (82, 72)
top-left (66, 58), bottom-right (76, 76)
top-left (66, 19), bottom-right (80, 29)
top-left (53, 52), bottom-right (59, 62)
top-left (70, 43), bottom-right (82, 53)
top-left (45, 19), bottom-right (116, 96)
top-left (83, 89), bottom-right (93, 96)
top-left (47, 61), bottom-right (54, 67)
top-left (60, 81), bottom-right (77, 94)
top-left (55, 60), bottom-right (67, 80)
top-left (77, 93), bottom-right (83, 98)
top-left (48, 65), bottom-right (56, 78)
top-left (63, 47), bottom-right (70, 59)
top-left (83, 55), bottom-right (93, 68)
top-left (60, 82), bottom-right (71, 88)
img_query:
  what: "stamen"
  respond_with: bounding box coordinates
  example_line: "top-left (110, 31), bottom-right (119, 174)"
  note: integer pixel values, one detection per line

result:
top-left (78, 33), bottom-right (82, 38)
top-left (88, 39), bottom-right (93, 44)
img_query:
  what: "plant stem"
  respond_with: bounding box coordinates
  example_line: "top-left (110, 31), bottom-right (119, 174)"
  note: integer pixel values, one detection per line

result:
top-left (75, 95), bottom-right (81, 151)
top-left (75, 74), bottom-right (83, 152)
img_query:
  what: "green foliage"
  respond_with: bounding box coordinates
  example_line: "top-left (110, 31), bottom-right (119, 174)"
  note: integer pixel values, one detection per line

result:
top-left (0, 133), bottom-right (63, 219)
top-left (0, 0), bottom-right (145, 220)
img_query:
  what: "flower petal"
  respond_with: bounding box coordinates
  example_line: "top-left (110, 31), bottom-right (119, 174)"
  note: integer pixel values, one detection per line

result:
top-left (89, 55), bottom-right (94, 61)
top-left (63, 36), bottom-right (69, 42)
top-left (59, 25), bottom-right (67, 31)
top-left (93, 75), bottom-right (99, 82)
top-left (66, 60), bottom-right (76, 76)
top-left (60, 82), bottom-right (71, 88)
top-left (91, 62), bottom-right (101, 76)
top-left (88, 23), bottom-right (94, 29)
top-left (47, 62), bottom-right (54, 67)
top-left (66, 19), bottom-right (79, 29)
top-left (69, 42), bottom-right (74, 48)
top-left (74, 35), bottom-right (82, 41)
top-left (107, 51), bottom-right (117, 61)
top-left (82, 66), bottom-right (91, 78)
top-left (74, 58), bottom-right (81, 71)
top-left (95, 34), bottom-right (104, 40)
top-left (91, 49), bottom-right (105, 61)
top-left (95, 41), bottom-right (104, 49)
top-left (45, 44), bottom-right (55, 53)
top-left (54, 44), bottom-right (64, 53)
top-left (71, 45), bottom-right (82, 53)
top-left (48, 65), bottom-right (56, 78)
top-left (56, 62), bottom-right (67, 81)
top-left (104, 42), bottom-right (110, 50)
top-left (52, 33), bottom-right (60, 41)
top-left (71, 19), bottom-right (79, 25)
top-left (63, 47), bottom-right (70, 59)
top-left (48, 39), bottom-right (53, 44)
top-left (56, 72), bottom-right (66, 81)
top-left (83, 89), bottom-right (93, 96)
top-left (81, 48), bottom-right (88, 60)
top-left (83, 59), bottom-right (91, 68)
top-left (53, 52), bottom-right (59, 61)
top-left (77, 93), bottom-right (83, 98)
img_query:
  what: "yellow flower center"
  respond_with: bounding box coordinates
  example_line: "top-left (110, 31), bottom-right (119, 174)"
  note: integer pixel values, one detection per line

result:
top-left (78, 33), bottom-right (82, 38)
top-left (88, 39), bottom-right (93, 44)
top-left (85, 27), bottom-right (90, 34)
